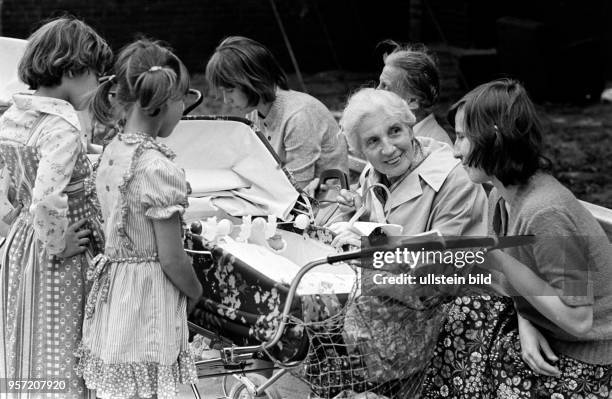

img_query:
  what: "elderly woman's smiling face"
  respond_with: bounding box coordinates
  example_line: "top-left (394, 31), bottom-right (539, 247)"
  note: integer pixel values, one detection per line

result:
top-left (358, 107), bottom-right (416, 179)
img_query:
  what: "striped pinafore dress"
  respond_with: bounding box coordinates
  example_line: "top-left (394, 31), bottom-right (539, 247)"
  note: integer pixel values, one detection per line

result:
top-left (76, 131), bottom-right (197, 399)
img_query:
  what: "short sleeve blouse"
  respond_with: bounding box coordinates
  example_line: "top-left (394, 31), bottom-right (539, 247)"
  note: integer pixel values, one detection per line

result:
top-left (140, 157), bottom-right (188, 220)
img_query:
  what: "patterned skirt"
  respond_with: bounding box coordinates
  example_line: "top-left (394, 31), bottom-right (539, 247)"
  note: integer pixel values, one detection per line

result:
top-left (0, 197), bottom-right (103, 399)
top-left (421, 295), bottom-right (612, 399)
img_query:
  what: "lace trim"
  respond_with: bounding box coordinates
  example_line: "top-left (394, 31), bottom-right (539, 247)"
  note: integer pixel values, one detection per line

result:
top-left (116, 132), bottom-right (177, 250)
top-left (75, 344), bottom-right (197, 399)
top-left (145, 204), bottom-right (186, 220)
top-left (118, 132), bottom-right (176, 160)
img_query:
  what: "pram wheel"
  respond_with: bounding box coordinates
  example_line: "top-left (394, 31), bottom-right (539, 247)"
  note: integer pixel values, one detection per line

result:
top-left (228, 373), bottom-right (282, 399)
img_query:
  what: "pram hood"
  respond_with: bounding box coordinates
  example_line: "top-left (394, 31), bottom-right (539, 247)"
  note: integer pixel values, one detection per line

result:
top-left (0, 37), bottom-right (28, 105)
top-left (159, 117), bottom-right (300, 220)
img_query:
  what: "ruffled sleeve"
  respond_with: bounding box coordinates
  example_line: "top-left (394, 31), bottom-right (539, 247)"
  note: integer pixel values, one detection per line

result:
top-left (140, 158), bottom-right (188, 220)
top-left (30, 119), bottom-right (82, 255)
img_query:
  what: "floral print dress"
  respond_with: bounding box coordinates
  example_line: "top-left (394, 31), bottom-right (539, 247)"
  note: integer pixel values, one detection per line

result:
top-left (0, 94), bottom-right (104, 398)
top-left (422, 295), bottom-right (612, 399)
top-left (76, 132), bottom-right (197, 399)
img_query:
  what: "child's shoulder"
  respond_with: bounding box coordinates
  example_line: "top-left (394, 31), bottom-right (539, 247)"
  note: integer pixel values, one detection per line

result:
top-left (134, 149), bottom-right (186, 198)
top-left (113, 133), bottom-right (177, 166)
top-left (103, 133), bottom-right (183, 185)
top-left (15, 94), bottom-right (80, 131)
top-left (138, 147), bottom-right (173, 165)
top-left (0, 102), bottom-right (80, 142)
top-left (136, 146), bottom-right (182, 177)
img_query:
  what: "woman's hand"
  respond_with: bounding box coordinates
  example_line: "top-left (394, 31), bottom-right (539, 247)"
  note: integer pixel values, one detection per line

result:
top-left (58, 218), bottom-right (90, 258)
top-left (330, 223), bottom-right (362, 248)
top-left (336, 189), bottom-right (362, 214)
top-left (518, 314), bottom-right (561, 377)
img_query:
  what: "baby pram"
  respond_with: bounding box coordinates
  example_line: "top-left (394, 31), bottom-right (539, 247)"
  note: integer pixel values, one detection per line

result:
top-left (0, 37), bottom-right (27, 108)
top-left (161, 116), bottom-right (534, 399)
top-left (159, 115), bottom-right (349, 398)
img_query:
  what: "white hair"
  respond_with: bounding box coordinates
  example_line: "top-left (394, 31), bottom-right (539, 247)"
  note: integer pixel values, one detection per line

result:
top-left (340, 88), bottom-right (416, 155)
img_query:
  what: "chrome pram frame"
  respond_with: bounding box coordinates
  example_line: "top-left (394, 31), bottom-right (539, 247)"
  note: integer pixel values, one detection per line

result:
top-left (184, 233), bottom-right (536, 399)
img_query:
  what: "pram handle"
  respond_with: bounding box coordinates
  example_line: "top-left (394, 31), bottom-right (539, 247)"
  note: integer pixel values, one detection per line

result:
top-left (181, 114), bottom-right (254, 126)
top-left (183, 89), bottom-right (204, 116)
top-left (325, 235), bottom-right (535, 264)
top-left (318, 169), bottom-right (349, 190)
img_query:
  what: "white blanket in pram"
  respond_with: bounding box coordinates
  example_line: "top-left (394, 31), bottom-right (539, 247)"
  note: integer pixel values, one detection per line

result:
top-left (213, 229), bottom-right (356, 296)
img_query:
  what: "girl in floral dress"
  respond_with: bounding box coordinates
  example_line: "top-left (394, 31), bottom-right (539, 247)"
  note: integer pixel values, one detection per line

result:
top-left (0, 17), bottom-right (111, 398)
top-left (75, 39), bottom-right (203, 399)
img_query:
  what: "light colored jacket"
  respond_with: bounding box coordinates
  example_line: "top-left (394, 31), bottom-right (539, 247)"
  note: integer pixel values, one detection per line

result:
top-left (413, 113), bottom-right (453, 146)
top-left (358, 137), bottom-right (487, 236)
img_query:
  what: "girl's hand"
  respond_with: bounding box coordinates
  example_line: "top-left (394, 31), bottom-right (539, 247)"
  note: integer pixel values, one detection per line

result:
top-left (336, 189), bottom-right (362, 214)
top-left (187, 292), bottom-right (202, 316)
top-left (518, 314), bottom-right (561, 377)
top-left (59, 218), bottom-right (90, 258)
top-left (302, 178), bottom-right (320, 197)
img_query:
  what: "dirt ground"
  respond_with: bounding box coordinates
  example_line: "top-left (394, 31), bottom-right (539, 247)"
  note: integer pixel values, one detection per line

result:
top-left (539, 102), bottom-right (612, 208)
top-left (191, 71), bottom-right (612, 209)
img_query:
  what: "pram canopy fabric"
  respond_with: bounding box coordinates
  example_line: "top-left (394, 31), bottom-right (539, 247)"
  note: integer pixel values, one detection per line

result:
top-left (159, 118), bottom-right (300, 220)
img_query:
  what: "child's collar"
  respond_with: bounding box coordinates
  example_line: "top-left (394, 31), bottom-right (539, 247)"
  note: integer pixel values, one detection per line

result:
top-left (118, 131), bottom-right (176, 160)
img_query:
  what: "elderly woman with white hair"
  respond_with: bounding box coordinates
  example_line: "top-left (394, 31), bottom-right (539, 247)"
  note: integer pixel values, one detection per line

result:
top-left (332, 88), bottom-right (487, 398)
top-left (333, 88), bottom-right (485, 245)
